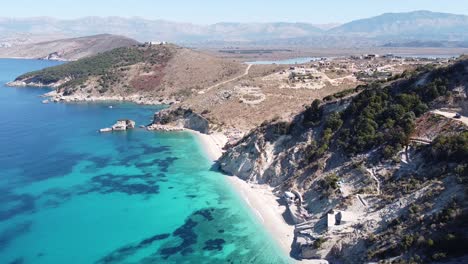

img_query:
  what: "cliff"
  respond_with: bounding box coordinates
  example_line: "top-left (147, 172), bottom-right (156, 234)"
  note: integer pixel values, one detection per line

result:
top-left (219, 59), bottom-right (468, 263)
top-left (153, 107), bottom-right (210, 133)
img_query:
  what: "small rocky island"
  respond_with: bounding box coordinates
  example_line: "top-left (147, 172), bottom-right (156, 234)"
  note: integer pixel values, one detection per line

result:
top-left (100, 119), bottom-right (135, 132)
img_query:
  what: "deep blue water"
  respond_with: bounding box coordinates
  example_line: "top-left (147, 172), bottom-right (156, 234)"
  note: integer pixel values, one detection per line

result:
top-left (0, 59), bottom-right (289, 264)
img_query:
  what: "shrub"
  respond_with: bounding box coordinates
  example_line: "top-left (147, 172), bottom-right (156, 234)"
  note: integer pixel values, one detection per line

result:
top-left (313, 237), bottom-right (327, 249)
top-left (324, 174), bottom-right (340, 190)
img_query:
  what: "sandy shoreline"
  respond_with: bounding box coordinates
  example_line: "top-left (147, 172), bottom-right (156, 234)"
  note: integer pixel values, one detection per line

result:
top-left (191, 131), bottom-right (296, 258)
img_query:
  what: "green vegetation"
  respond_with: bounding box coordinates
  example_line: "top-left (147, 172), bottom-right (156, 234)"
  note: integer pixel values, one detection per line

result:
top-left (429, 132), bottom-right (468, 163)
top-left (428, 132), bottom-right (468, 181)
top-left (306, 112), bottom-right (343, 162)
top-left (317, 60), bottom-right (468, 159)
top-left (16, 45), bottom-right (174, 93)
top-left (18, 47), bottom-right (147, 85)
top-left (323, 173), bottom-right (340, 190)
top-left (336, 73), bottom-right (451, 157)
top-left (303, 99), bottom-right (323, 126)
top-left (323, 85), bottom-right (366, 101)
top-left (313, 237), bottom-right (327, 249)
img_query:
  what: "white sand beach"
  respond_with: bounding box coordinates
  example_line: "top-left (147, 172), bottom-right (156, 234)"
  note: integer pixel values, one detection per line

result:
top-left (192, 131), bottom-right (296, 256)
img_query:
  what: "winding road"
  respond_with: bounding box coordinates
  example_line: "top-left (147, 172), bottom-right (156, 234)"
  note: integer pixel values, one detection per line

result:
top-left (198, 64), bottom-right (252, 94)
top-left (432, 109), bottom-right (468, 126)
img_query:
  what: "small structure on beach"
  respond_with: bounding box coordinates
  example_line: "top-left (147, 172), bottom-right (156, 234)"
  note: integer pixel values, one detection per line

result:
top-left (283, 191), bottom-right (296, 203)
top-left (327, 210), bottom-right (356, 230)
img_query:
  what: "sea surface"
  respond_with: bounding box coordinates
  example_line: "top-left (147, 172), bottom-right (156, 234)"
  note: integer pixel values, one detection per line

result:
top-left (0, 59), bottom-right (289, 264)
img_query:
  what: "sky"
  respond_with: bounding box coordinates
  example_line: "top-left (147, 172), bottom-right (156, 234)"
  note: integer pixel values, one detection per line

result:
top-left (2, 0), bottom-right (468, 24)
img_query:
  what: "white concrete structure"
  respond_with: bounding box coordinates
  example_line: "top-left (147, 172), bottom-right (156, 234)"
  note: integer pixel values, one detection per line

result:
top-left (327, 210), bottom-right (356, 230)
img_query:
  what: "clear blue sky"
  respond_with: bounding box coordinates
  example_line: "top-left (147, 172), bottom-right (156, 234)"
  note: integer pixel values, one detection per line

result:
top-left (2, 0), bottom-right (468, 24)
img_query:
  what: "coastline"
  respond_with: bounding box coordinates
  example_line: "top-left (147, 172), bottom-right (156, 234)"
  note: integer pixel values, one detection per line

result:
top-left (11, 82), bottom-right (312, 262)
top-left (40, 91), bottom-right (178, 106)
top-left (191, 131), bottom-right (296, 259)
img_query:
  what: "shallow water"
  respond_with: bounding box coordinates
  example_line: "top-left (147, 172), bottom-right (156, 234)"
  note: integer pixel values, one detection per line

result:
top-left (0, 59), bottom-right (290, 264)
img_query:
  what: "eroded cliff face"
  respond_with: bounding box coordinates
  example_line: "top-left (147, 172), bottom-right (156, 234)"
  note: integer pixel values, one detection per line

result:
top-left (217, 59), bottom-right (468, 263)
top-left (220, 105), bottom-right (467, 263)
top-left (153, 107), bottom-right (210, 133)
top-left (219, 99), bottom-right (351, 186)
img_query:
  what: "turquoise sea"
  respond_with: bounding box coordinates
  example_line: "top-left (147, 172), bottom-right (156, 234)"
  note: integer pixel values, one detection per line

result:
top-left (0, 59), bottom-right (290, 264)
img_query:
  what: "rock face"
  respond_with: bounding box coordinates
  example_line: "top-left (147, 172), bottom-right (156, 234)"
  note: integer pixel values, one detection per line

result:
top-left (113, 119), bottom-right (135, 130)
top-left (218, 88), bottom-right (468, 263)
top-left (6, 77), bottom-right (72, 88)
top-left (153, 107), bottom-right (209, 134)
top-left (99, 120), bottom-right (135, 133)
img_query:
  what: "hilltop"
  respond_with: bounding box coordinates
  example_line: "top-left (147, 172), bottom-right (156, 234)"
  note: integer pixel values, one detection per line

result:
top-left (0, 34), bottom-right (139, 61)
top-left (8, 43), bottom-right (247, 104)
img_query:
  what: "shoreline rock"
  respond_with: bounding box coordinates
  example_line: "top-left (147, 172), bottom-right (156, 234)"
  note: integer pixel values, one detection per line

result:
top-left (153, 107), bottom-right (210, 133)
top-left (39, 90), bottom-right (178, 106)
top-left (100, 119), bottom-right (136, 133)
top-left (146, 124), bottom-right (185, 132)
top-left (6, 77), bottom-right (71, 88)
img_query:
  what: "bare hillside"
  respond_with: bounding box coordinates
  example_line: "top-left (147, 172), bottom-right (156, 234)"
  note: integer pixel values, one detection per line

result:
top-left (0, 34), bottom-right (139, 61)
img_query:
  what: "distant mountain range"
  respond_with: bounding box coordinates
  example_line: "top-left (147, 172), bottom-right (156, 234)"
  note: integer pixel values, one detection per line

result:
top-left (330, 11), bottom-right (468, 40)
top-left (1, 11), bottom-right (468, 47)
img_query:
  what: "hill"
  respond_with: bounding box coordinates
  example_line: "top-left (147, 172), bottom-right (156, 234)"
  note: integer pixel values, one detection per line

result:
top-left (0, 34), bottom-right (139, 61)
top-left (8, 43), bottom-right (247, 104)
top-left (218, 58), bottom-right (468, 263)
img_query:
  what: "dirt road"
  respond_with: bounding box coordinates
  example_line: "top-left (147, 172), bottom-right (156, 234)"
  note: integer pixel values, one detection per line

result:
top-left (198, 64), bottom-right (252, 94)
top-left (432, 110), bottom-right (468, 126)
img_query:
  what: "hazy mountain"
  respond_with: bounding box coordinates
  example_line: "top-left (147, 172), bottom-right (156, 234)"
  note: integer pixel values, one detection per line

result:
top-left (382, 40), bottom-right (468, 48)
top-left (330, 11), bottom-right (468, 40)
top-left (0, 17), bottom-right (323, 44)
top-left (1, 11), bottom-right (468, 47)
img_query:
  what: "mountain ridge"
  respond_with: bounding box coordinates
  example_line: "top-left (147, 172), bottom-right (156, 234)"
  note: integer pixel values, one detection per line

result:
top-left (2, 11), bottom-right (468, 47)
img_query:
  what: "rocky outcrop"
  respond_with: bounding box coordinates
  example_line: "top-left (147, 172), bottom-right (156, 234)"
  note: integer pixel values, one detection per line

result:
top-left (153, 107), bottom-right (210, 134)
top-left (146, 124), bottom-right (184, 132)
top-left (6, 77), bottom-right (71, 88)
top-left (218, 84), bottom-right (468, 263)
top-left (100, 119), bottom-right (135, 132)
top-left (219, 100), bottom-right (347, 185)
